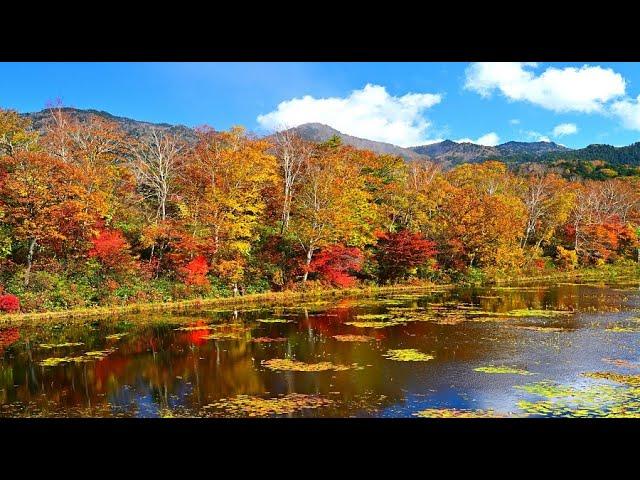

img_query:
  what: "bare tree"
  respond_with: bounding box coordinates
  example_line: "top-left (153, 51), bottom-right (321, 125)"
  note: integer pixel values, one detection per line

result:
top-left (272, 128), bottom-right (313, 234)
top-left (130, 129), bottom-right (183, 222)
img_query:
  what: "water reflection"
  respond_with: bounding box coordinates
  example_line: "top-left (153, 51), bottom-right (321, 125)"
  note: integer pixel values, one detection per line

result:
top-left (1, 280), bottom-right (639, 417)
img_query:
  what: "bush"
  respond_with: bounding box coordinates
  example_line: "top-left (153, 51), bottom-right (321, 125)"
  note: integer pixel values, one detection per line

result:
top-left (0, 293), bottom-right (19, 313)
top-left (555, 246), bottom-right (578, 270)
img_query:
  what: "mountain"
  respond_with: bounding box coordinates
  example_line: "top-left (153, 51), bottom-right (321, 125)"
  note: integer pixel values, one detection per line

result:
top-left (283, 123), bottom-right (430, 161)
top-left (24, 107), bottom-right (198, 143)
top-left (18, 109), bottom-right (640, 167)
top-left (411, 139), bottom-right (570, 165)
top-left (497, 141), bottom-right (571, 156)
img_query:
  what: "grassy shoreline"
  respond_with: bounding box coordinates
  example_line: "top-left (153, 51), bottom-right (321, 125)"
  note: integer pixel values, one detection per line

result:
top-left (2, 264), bottom-right (639, 325)
top-left (0, 283), bottom-right (447, 325)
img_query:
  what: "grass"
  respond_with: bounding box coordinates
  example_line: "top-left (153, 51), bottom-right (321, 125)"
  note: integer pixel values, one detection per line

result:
top-left (0, 283), bottom-right (443, 325)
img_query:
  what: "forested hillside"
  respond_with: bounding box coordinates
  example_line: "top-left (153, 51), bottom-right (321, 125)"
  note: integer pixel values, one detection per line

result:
top-left (2, 107), bottom-right (640, 314)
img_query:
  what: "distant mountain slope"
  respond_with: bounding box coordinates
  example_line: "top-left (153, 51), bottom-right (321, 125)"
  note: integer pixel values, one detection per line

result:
top-left (17, 109), bottom-right (640, 167)
top-left (24, 107), bottom-right (198, 143)
top-left (286, 123), bottom-right (430, 161)
top-left (411, 139), bottom-right (571, 165)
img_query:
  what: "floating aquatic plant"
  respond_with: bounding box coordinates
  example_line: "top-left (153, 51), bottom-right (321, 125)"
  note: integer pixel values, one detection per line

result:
top-left (413, 408), bottom-right (503, 418)
top-left (174, 325), bottom-right (213, 331)
top-left (39, 348), bottom-right (116, 366)
top-left (354, 314), bottom-right (392, 320)
top-left (204, 394), bottom-right (334, 417)
top-left (39, 342), bottom-right (84, 349)
top-left (256, 318), bottom-right (293, 323)
top-left (105, 333), bottom-right (128, 340)
top-left (582, 371), bottom-right (640, 386)
top-left (474, 365), bottom-right (534, 375)
top-left (332, 334), bottom-right (377, 342)
top-left (261, 358), bottom-right (355, 372)
top-left (383, 349), bottom-right (434, 362)
top-left (602, 358), bottom-right (640, 369)
top-left (250, 337), bottom-right (288, 343)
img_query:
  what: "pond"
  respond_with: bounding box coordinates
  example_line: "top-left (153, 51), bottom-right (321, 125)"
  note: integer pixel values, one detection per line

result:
top-left (2, 280), bottom-right (640, 418)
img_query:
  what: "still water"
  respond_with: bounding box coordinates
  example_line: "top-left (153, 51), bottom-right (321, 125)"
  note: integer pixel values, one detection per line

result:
top-left (2, 281), bottom-right (640, 418)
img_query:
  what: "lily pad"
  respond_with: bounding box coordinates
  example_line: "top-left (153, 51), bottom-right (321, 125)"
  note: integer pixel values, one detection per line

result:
top-left (414, 408), bottom-right (503, 418)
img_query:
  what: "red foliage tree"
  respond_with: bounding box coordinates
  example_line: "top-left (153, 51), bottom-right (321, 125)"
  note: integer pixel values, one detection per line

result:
top-left (181, 255), bottom-right (210, 286)
top-left (309, 245), bottom-right (364, 287)
top-left (89, 228), bottom-right (136, 273)
top-left (375, 230), bottom-right (437, 283)
top-left (0, 294), bottom-right (20, 313)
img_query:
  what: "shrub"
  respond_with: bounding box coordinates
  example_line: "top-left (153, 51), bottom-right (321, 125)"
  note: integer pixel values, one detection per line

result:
top-left (0, 293), bottom-right (20, 313)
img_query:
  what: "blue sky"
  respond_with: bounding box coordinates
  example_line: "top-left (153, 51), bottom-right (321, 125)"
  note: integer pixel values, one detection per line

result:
top-left (1, 62), bottom-right (640, 148)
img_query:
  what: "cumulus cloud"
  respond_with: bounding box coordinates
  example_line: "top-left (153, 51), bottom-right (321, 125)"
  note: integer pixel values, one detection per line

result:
top-left (611, 95), bottom-right (640, 131)
top-left (465, 62), bottom-right (626, 113)
top-left (552, 123), bottom-right (578, 137)
top-left (455, 132), bottom-right (500, 146)
top-left (523, 130), bottom-right (551, 142)
top-left (509, 119), bottom-right (521, 125)
top-left (257, 84), bottom-right (442, 147)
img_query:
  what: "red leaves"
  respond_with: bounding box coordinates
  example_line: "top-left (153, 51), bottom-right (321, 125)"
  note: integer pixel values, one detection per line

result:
top-left (0, 293), bottom-right (20, 313)
top-left (376, 230), bottom-right (437, 283)
top-left (309, 245), bottom-right (364, 287)
top-left (89, 228), bottom-right (136, 273)
top-left (0, 327), bottom-right (20, 352)
top-left (182, 255), bottom-right (210, 286)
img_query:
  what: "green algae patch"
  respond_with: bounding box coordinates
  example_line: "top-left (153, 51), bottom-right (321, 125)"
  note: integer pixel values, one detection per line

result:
top-left (383, 348), bottom-right (434, 362)
top-left (261, 358), bottom-right (356, 372)
top-left (475, 365), bottom-right (535, 375)
top-left (204, 394), bottom-right (334, 417)
top-left (39, 342), bottom-right (84, 349)
top-left (332, 334), bottom-right (377, 342)
top-left (414, 408), bottom-right (503, 418)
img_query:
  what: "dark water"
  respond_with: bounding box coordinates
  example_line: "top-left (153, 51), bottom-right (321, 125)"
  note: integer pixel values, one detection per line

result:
top-left (2, 280), bottom-right (640, 418)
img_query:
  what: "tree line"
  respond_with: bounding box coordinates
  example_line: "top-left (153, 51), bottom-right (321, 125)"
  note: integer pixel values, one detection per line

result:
top-left (1, 108), bottom-right (639, 313)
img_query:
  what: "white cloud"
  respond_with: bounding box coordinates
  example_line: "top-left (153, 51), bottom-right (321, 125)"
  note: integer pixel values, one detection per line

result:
top-left (465, 62), bottom-right (626, 113)
top-left (455, 132), bottom-right (500, 146)
top-left (523, 130), bottom-right (551, 142)
top-left (509, 119), bottom-right (521, 125)
top-left (257, 84), bottom-right (442, 147)
top-left (611, 95), bottom-right (640, 131)
top-left (552, 123), bottom-right (578, 137)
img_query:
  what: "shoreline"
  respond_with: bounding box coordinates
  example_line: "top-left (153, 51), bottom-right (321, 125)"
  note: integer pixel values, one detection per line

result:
top-left (2, 265), bottom-right (639, 325)
top-left (0, 283), bottom-right (448, 325)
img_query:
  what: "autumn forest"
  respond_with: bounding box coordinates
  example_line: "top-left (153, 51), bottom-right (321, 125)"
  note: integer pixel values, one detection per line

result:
top-left (1, 107), bottom-right (639, 315)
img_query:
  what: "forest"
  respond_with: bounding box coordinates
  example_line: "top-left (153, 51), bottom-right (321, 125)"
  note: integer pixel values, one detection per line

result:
top-left (1, 107), bottom-right (640, 314)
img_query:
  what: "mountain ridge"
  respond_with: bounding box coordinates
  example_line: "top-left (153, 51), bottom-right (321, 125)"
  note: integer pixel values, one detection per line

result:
top-left (18, 108), bottom-right (640, 166)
